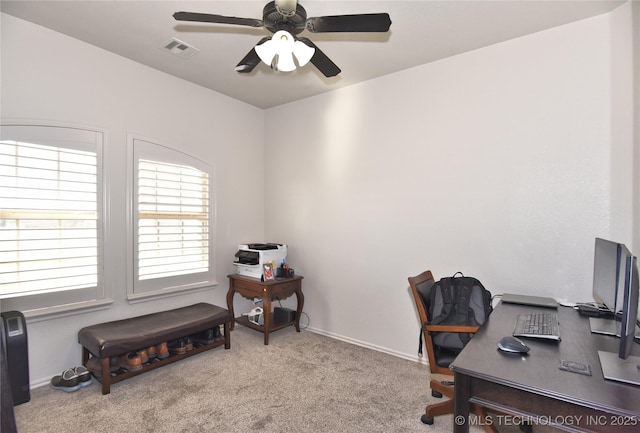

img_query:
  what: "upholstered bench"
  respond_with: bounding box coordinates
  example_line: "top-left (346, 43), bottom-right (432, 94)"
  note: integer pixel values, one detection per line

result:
top-left (78, 303), bottom-right (231, 394)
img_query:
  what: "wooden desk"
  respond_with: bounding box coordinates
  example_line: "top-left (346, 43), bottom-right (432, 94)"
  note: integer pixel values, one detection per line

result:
top-left (226, 274), bottom-right (304, 345)
top-left (451, 303), bottom-right (640, 433)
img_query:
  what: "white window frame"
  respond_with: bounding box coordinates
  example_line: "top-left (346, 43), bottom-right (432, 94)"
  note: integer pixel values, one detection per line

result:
top-left (0, 123), bottom-right (110, 317)
top-left (127, 135), bottom-right (216, 301)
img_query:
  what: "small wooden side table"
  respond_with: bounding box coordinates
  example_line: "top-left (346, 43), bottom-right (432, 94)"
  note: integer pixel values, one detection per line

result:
top-left (226, 274), bottom-right (304, 345)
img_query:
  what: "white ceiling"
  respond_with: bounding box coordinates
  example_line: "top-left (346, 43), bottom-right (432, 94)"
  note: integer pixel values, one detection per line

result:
top-left (1, 1), bottom-right (625, 109)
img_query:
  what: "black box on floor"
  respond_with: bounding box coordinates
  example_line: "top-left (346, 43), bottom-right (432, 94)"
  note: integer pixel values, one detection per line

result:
top-left (1, 311), bottom-right (30, 405)
top-left (274, 307), bottom-right (296, 323)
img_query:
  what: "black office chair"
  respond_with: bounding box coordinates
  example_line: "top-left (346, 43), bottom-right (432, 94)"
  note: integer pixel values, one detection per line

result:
top-left (408, 270), bottom-right (505, 432)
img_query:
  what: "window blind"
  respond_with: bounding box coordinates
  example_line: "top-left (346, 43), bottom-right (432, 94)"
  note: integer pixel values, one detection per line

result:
top-left (0, 140), bottom-right (98, 298)
top-left (137, 159), bottom-right (209, 281)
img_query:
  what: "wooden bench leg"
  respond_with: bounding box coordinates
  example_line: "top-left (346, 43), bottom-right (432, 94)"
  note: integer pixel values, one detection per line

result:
top-left (100, 357), bottom-right (111, 395)
top-left (83, 346), bottom-right (111, 394)
top-left (82, 347), bottom-right (90, 366)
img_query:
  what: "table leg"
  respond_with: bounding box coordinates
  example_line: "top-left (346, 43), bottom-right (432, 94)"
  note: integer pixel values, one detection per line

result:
top-left (294, 286), bottom-right (304, 332)
top-left (226, 286), bottom-right (236, 330)
top-left (223, 322), bottom-right (230, 349)
top-left (262, 289), bottom-right (271, 345)
top-left (454, 371), bottom-right (471, 433)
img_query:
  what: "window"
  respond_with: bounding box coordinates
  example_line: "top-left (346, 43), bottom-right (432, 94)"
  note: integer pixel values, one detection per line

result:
top-left (128, 137), bottom-right (215, 299)
top-left (0, 124), bottom-right (106, 314)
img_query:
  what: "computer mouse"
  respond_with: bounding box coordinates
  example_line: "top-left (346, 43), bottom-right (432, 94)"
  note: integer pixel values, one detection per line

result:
top-left (497, 336), bottom-right (530, 353)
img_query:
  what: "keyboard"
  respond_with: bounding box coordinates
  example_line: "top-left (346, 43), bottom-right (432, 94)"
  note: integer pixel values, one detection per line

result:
top-left (513, 312), bottom-right (561, 341)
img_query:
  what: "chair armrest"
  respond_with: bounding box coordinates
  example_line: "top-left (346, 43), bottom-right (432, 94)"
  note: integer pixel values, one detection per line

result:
top-left (424, 324), bottom-right (480, 334)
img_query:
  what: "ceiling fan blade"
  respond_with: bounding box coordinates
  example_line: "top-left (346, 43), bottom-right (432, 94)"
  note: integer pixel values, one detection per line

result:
top-left (305, 13), bottom-right (391, 33)
top-left (173, 11), bottom-right (263, 28)
top-left (297, 38), bottom-right (341, 77)
top-left (235, 38), bottom-right (271, 73)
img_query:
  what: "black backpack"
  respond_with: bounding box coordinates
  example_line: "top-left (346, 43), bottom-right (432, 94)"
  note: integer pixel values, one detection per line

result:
top-left (420, 272), bottom-right (492, 355)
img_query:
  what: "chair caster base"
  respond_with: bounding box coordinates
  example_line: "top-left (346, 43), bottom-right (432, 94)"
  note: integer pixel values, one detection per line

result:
top-left (519, 423), bottom-right (533, 433)
top-left (431, 390), bottom-right (443, 398)
top-left (421, 414), bottom-right (434, 425)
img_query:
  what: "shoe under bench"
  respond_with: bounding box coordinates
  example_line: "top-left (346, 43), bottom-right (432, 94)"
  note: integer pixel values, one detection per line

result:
top-left (77, 303), bottom-right (232, 394)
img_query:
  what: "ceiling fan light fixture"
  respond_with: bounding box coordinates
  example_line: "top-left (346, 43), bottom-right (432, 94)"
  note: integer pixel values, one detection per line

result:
top-left (255, 30), bottom-right (315, 72)
top-left (275, 0), bottom-right (298, 17)
top-left (273, 53), bottom-right (296, 72)
top-left (293, 40), bottom-right (314, 66)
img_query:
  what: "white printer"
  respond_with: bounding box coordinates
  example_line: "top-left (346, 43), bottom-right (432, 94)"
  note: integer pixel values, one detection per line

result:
top-left (233, 243), bottom-right (287, 279)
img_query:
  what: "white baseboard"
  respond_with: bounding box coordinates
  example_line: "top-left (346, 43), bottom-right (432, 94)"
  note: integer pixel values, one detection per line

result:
top-left (30, 377), bottom-right (52, 389)
top-left (305, 326), bottom-right (429, 366)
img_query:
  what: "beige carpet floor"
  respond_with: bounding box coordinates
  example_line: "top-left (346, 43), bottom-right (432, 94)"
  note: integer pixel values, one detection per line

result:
top-left (14, 326), bottom-right (511, 433)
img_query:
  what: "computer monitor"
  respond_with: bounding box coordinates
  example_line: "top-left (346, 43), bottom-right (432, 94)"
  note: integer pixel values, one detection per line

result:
top-left (598, 253), bottom-right (640, 386)
top-left (592, 237), bottom-right (622, 313)
top-left (589, 244), bottom-right (640, 341)
top-left (618, 255), bottom-right (639, 359)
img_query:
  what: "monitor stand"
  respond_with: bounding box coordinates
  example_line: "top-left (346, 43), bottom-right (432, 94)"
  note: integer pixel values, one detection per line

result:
top-left (589, 317), bottom-right (640, 340)
top-left (597, 351), bottom-right (640, 386)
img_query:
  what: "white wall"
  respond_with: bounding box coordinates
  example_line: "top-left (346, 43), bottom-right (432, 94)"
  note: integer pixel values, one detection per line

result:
top-left (609, 1), bottom-right (635, 245)
top-left (1, 13), bottom-right (265, 386)
top-left (633, 0), bottom-right (640, 255)
top-left (264, 10), bottom-right (635, 359)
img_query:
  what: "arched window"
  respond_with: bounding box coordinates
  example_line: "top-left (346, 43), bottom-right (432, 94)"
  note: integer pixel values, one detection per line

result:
top-left (127, 136), bottom-right (215, 300)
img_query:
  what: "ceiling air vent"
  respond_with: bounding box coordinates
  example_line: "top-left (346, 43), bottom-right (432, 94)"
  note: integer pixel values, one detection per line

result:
top-left (161, 37), bottom-right (199, 58)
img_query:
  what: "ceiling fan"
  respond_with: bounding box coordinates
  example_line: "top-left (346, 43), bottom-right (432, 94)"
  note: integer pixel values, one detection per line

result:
top-left (173, 0), bottom-right (391, 77)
